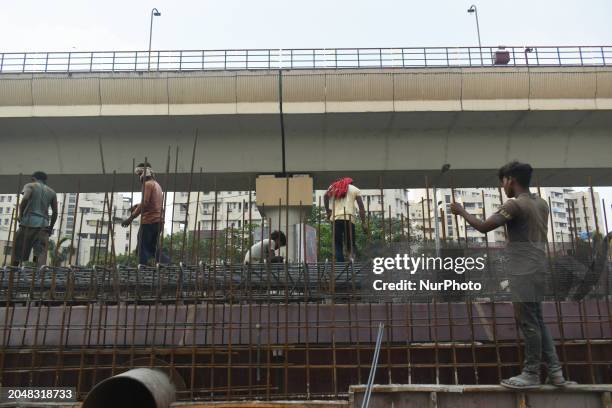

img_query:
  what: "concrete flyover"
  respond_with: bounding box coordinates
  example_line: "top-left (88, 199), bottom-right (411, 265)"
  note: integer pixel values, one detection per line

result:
top-left (0, 66), bottom-right (611, 192)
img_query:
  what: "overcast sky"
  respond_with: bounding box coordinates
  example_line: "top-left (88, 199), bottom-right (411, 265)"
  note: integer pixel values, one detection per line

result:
top-left (2, 0), bottom-right (611, 231)
top-left (2, 0), bottom-right (611, 51)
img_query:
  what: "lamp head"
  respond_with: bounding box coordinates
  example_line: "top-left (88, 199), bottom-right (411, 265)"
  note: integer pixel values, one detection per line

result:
top-left (467, 5), bottom-right (476, 13)
top-left (152, 8), bottom-right (161, 16)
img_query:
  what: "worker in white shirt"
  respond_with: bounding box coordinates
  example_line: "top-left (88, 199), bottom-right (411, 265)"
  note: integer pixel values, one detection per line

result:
top-left (324, 177), bottom-right (366, 262)
top-left (243, 230), bottom-right (287, 265)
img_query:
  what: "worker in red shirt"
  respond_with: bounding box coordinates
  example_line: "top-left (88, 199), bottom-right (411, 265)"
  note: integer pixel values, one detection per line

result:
top-left (122, 163), bottom-right (169, 265)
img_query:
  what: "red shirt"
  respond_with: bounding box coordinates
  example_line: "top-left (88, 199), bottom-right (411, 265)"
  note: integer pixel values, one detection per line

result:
top-left (140, 180), bottom-right (163, 224)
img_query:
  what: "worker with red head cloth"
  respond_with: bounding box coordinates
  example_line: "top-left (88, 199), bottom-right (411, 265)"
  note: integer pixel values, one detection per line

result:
top-left (324, 177), bottom-right (366, 262)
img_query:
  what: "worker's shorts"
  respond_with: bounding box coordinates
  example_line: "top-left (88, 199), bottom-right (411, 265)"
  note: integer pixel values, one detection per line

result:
top-left (13, 226), bottom-right (49, 263)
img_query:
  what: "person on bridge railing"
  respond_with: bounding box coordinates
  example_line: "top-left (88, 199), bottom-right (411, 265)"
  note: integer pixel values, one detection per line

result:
top-left (451, 160), bottom-right (572, 389)
top-left (243, 230), bottom-right (287, 265)
top-left (121, 163), bottom-right (170, 266)
top-left (324, 177), bottom-right (367, 263)
top-left (11, 171), bottom-right (58, 268)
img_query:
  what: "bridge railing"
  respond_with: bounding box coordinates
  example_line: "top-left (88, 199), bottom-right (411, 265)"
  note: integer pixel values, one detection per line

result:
top-left (0, 46), bottom-right (610, 73)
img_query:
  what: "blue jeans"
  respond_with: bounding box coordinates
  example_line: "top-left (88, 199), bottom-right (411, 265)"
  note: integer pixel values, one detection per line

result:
top-left (137, 223), bottom-right (170, 265)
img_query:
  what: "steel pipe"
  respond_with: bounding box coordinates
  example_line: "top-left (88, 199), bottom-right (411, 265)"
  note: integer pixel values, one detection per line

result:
top-left (82, 368), bottom-right (175, 408)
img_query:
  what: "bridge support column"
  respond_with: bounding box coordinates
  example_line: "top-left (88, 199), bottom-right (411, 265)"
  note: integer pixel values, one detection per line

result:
top-left (255, 175), bottom-right (314, 262)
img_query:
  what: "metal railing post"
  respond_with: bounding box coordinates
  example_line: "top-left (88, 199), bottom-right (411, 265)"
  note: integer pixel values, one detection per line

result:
top-left (3, 46), bottom-right (611, 73)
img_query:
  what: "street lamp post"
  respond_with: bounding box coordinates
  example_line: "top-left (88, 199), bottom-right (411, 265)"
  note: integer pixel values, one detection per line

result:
top-left (148, 8), bottom-right (162, 71)
top-left (467, 5), bottom-right (483, 65)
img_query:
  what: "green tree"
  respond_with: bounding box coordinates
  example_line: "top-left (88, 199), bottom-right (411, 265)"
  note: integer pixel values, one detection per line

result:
top-left (159, 224), bottom-right (256, 265)
top-left (307, 205), bottom-right (419, 261)
top-left (48, 236), bottom-right (73, 267)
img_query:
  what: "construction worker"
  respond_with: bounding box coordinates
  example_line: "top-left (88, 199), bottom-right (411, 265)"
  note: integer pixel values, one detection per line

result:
top-left (121, 163), bottom-right (168, 265)
top-left (450, 161), bottom-right (570, 389)
top-left (243, 230), bottom-right (287, 265)
top-left (324, 177), bottom-right (366, 262)
top-left (12, 171), bottom-right (58, 268)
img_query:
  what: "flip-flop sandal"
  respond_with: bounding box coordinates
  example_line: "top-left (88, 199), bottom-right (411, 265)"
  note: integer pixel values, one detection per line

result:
top-left (501, 377), bottom-right (541, 390)
top-left (545, 377), bottom-right (577, 387)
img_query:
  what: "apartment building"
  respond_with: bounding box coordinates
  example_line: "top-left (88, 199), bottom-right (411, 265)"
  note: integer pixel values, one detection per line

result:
top-left (0, 192), bottom-right (138, 265)
top-left (409, 187), bottom-right (605, 247)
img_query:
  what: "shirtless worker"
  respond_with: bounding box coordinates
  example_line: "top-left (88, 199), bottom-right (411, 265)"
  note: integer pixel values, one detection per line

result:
top-left (450, 161), bottom-right (570, 389)
top-left (12, 171), bottom-right (58, 268)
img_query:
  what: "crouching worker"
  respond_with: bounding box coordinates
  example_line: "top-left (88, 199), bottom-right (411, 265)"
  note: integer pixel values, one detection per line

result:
top-left (243, 230), bottom-right (287, 265)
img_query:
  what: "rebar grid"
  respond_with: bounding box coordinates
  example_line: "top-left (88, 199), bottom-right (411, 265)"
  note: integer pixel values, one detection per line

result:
top-left (0, 170), bottom-right (610, 402)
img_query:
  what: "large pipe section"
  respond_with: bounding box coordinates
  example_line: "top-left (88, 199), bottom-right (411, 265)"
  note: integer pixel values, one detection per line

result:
top-left (82, 368), bottom-right (175, 408)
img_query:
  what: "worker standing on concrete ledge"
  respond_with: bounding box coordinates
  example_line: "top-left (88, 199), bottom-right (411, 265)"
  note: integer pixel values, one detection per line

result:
top-left (324, 177), bottom-right (367, 262)
top-left (121, 163), bottom-right (169, 265)
top-left (243, 230), bottom-right (287, 265)
top-left (451, 161), bottom-right (572, 389)
top-left (12, 171), bottom-right (58, 268)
